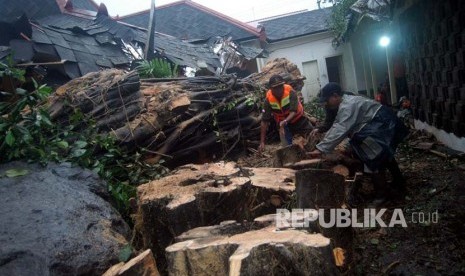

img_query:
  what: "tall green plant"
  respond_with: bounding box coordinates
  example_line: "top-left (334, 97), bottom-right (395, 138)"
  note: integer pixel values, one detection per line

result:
top-left (136, 58), bottom-right (178, 78)
top-left (304, 97), bottom-right (326, 121)
top-left (326, 0), bottom-right (357, 43)
top-left (0, 75), bottom-right (55, 162)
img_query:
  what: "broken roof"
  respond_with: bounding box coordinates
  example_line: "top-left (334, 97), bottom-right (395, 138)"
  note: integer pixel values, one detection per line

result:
top-left (1, 0), bottom-right (62, 22)
top-left (70, 0), bottom-right (99, 12)
top-left (118, 0), bottom-right (260, 42)
top-left (0, 0), bottom-right (222, 79)
top-left (258, 8), bottom-right (332, 42)
top-left (0, 0), bottom-right (100, 22)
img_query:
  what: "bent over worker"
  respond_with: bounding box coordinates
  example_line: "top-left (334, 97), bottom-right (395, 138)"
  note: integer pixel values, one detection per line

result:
top-left (309, 82), bottom-right (409, 204)
top-left (259, 75), bottom-right (313, 152)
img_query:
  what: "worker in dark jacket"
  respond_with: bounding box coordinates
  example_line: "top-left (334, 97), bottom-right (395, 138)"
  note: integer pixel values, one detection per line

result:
top-left (309, 82), bottom-right (409, 204)
top-left (259, 75), bottom-right (313, 152)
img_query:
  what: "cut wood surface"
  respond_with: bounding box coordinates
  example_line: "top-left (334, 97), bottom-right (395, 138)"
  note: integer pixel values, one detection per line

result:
top-left (295, 169), bottom-right (353, 271)
top-left (136, 161), bottom-right (296, 271)
top-left (166, 221), bottom-right (338, 276)
top-left (103, 249), bottom-right (160, 276)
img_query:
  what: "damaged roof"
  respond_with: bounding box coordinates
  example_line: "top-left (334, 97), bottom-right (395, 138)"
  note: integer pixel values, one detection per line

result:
top-left (1, 0), bottom-right (62, 22)
top-left (118, 0), bottom-right (260, 42)
top-left (0, 0), bottom-right (99, 22)
top-left (0, 0), bottom-right (222, 79)
top-left (154, 33), bottom-right (221, 70)
top-left (70, 0), bottom-right (99, 12)
top-left (0, 12), bottom-right (146, 79)
top-left (259, 8), bottom-right (332, 42)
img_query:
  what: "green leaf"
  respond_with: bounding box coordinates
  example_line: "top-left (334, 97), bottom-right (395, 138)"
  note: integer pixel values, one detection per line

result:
top-left (15, 88), bottom-right (27, 95)
top-left (72, 148), bottom-right (87, 158)
top-left (5, 168), bottom-right (29, 177)
top-left (5, 130), bottom-right (15, 146)
top-left (74, 140), bottom-right (88, 149)
top-left (370, 238), bottom-right (379, 245)
top-left (118, 244), bottom-right (132, 262)
top-left (0, 122), bottom-right (9, 131)
top-left (57, 141), bottom-right (69, 149)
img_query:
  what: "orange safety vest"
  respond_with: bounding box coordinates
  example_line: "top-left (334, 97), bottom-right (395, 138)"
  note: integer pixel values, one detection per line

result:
top-left (266, 84), bottom-right (304, 124)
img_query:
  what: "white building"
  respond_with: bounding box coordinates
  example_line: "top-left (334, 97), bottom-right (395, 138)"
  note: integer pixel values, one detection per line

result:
top-left (253, 8), bottom-right (358, 102)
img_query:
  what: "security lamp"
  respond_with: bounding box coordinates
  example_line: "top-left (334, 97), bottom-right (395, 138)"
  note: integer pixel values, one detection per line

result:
top-left (379, 36), bottom-right (390, 47)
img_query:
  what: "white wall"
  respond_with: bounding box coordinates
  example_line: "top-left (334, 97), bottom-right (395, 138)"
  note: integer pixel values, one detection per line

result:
top-left (415, 120), bottom-right (465, 152)
top-left (257, 31), bottom-right (358, 100)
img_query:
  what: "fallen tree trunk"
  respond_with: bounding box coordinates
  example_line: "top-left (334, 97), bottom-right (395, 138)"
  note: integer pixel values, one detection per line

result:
top-left (47, 70), bottom-right (264, 167)
top-left (47, 58), bottom-right (307, 167)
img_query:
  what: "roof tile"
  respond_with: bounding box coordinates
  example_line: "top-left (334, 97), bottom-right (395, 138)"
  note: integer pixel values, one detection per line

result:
top-left (259, 8), bottom-right (332, 42)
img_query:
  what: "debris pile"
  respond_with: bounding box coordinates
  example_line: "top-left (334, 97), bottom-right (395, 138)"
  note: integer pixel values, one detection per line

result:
top-left (47, 70), bottom-right (262, 166)
top-left (47, 58), bottom-right (309, 167)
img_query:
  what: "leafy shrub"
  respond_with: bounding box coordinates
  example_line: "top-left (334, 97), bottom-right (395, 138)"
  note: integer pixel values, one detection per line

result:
top-left (136, 58), bottom-right (178, 78)
top-left (0, 61), bottom-right (168, 217)
top-left (304, 97), bottom-right (326, 121)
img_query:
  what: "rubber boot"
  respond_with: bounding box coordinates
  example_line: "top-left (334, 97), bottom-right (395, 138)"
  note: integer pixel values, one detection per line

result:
top-left (386, 158), bottom-right (406, 198)
top-left (370, 171), bottom-right (388, 207)
top-left (347, 174), bottom-right (363, 207)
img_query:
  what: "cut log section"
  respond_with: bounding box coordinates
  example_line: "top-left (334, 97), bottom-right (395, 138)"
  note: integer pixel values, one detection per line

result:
top-left (243, 57), bottom-right (306, 91)
top-left (103, 249), bottom-right (160, 276)
top-left (166, 221), bottom-right (338, 276)
top-left (295, 169), bottom-right (353, 271)
top-left (136, 162), bottom-right (296, 271)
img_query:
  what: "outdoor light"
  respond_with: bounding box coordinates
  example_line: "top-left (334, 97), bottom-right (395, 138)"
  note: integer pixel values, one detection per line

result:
top-left (379, 36), bottom-right (390, 47)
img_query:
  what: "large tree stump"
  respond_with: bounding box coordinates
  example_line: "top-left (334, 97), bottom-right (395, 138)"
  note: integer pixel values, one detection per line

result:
top-left (166, 221), bottom-right (338, 276)
top-left (295, 169), bottom-right (352, 270)
top-left (136, 162), bottom-right (296, 271)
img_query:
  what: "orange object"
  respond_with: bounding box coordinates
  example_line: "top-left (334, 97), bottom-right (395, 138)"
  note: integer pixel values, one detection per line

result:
top-left (266, 84), bottom-right (304, 123)
top-left (375, 92), bottom-right (387, 105)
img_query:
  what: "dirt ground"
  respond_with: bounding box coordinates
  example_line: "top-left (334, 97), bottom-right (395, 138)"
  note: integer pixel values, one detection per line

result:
top-left (350, 140), bottom-right (465, 275)
top-left (236, 131), bottom-right (465, 275)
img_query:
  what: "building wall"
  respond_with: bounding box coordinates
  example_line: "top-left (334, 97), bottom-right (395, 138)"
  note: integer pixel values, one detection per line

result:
top-left (349, 19), bottom-right (393, 99)
top-left (257, 31), bottom-right (358, 101)
top-left (399, 0), bottom-right (465, 141)
top-left (390, 0), bottom-right (465, 151)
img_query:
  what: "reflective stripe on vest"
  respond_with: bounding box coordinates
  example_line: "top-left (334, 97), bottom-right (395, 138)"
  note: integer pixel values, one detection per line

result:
top-left (266, 84), bottom-right (304, 124)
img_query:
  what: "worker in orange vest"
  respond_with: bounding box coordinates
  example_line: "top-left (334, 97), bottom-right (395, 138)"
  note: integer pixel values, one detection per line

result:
top-left (259, 75), bottom-right (313, 152)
